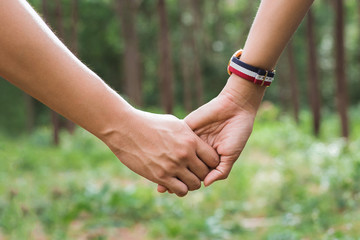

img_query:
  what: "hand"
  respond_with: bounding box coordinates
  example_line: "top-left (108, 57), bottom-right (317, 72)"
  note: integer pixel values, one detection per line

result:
top-left (103, 108), bottom-right (219, 197)
top-left (158, 75), bottom-right (265, 192)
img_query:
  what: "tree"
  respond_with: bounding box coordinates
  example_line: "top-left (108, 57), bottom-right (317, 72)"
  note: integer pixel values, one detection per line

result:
top-left (334, 0), bottom-right (349, 138)
top-left (41, 0), bottom-right (49, 21)
top-left (306, 9), bottom-right (321, 136)
top-left (180, 17), bottom-right (193, 113)
top-left (115, 0), bottom-right (143, 107)
top-left (54, 0), bottom-right (64, 38)
top-left (190, 0), bottom-right (204, 107)
top-left (70, 0), bottom-right (79, 56)
top-left (157, 0), bottom-right (174, 113)
top-left (286, 41), bottom-right (300, 124)
top-left (178, 0), bottom-right (194, 112)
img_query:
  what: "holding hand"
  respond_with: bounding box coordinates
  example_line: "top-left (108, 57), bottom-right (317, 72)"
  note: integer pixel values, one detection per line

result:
top-left (158, 75), bottom-right (265, 192)
top-left (185, 75), bottom-right (265, 186)
top-left (104, 108), bottom-right (219, 197)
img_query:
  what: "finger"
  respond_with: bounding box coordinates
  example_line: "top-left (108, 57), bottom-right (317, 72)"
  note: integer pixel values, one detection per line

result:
top-left (165, 178), bottom-right (188, 197)
top-left (157, 185), bottom-right (173, 194)
top-left (187, 156), bottom-right (210, 181)
top-left (204, 155), bottom-right (235, 187)
top-left (157, 184), bottom-right (167, 193)
top-left (195, 137), bottom-right (219, 169)
top-left (184, 100), bottom-right (217, 130)
top-left (177, 169), bottom-right (202, 191)
top-left (157, 185), bottom-right (174, 194)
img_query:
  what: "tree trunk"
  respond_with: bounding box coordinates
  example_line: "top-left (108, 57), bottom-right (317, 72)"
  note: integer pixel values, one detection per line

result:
top-left (41, 0), bottom-right (49, 22)
top-left (213, 0), bottom-right (222, 40)
top-left (54, 0), bottom-right (65, 38)
top-left (334, 0), bottom-right (349, 138)
top-left (115, 0), bottom-right (142, 107)
top-left (178, 0), bottom-right (193, 112)
top-left (190, 0), bottom-right (204, 107)
top-left (51, 111), bottom-right (60, 145)
top-left (157, 0), bottom-right (174, 113)
top-left (180, 29), bottom-right (193, 113)
top-left (306, 9), bottom-right (321, 136)
top-left (278, 66), bottom-right (290, 110)
top-left (24, 93), bottom-right (35, 133)
top-left (287, 41), bottom-right (300, 124)
top-left (70, 0), bottom-right (79, 56)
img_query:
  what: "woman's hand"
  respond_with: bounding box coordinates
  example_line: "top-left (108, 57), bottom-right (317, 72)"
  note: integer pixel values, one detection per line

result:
top-left (158, 75), bottom-right (265, 192)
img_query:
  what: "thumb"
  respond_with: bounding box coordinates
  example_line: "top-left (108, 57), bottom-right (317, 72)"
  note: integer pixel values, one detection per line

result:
top-left (184, 100), bottom-right (217, 130)
top-left (203, 155), bottom-right (235, 187)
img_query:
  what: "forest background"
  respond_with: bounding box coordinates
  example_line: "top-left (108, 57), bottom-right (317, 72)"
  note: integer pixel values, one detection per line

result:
top-left (1, 0), bottom-right (360, 239)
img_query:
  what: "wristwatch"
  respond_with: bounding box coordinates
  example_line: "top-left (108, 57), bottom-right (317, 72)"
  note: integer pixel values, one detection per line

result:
top-left (227, 49), bottom-right (275, 87)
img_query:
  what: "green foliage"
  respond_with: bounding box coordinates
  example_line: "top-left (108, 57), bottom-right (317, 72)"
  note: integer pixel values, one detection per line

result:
top-left (2, 110), bottom-right (360, 239)
top-left (2, 0), bottom-right (360, 238)
top-left (0, 79), bottom-right (27, 134)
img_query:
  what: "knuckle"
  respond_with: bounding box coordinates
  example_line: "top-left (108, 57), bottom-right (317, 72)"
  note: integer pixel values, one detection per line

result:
top-left (220, 172), bottom-right (230, 180)
top-left (185, 137), bottom-right (196, 146)
top-left (175, 148), bottom-right (190, 160)
top-left (154, 168), bottom-right (167, 180)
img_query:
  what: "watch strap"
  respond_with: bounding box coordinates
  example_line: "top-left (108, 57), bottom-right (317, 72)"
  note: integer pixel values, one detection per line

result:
top-left (227, 49), bottom-right (275, 87)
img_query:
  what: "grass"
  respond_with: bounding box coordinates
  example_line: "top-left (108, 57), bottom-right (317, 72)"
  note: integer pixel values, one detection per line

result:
top-left (1, 105), bottom-right (360, 239)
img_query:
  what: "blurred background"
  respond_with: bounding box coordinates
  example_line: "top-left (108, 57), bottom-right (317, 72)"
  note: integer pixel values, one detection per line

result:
top-left (1, 0), bottom-right (360, 239)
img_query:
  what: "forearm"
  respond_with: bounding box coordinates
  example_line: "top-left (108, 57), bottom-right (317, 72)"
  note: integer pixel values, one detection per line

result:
top-left (0, 0), bottom-right (131, 139)
top-left (0, 0), bottom-right (220, 195)
top-left (241, 0), bottom-right (314, 70)
top-left (185, 0), bottom-right (314, 186)
top-left (223, 0), bottom-right (314, 109)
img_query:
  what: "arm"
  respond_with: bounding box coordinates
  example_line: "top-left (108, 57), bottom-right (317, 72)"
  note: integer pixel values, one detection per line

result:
top-left (224, 0), bottom-right (314, 106)
top-left (159, 0), bottom-right (314, 192)
top-left (0, 0), bottom-right (219, 197)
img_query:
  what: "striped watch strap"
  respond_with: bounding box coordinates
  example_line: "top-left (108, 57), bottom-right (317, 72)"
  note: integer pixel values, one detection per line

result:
top-left (227, 49), bottom-right (275, 87)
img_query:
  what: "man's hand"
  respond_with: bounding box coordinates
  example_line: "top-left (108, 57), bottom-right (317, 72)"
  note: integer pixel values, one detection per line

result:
top-left (103, 108), bottom-right (219, 197)
top-left (0, 0), bottom-right (219, 198)
top-left (158, 75), bottom-right (265, 192)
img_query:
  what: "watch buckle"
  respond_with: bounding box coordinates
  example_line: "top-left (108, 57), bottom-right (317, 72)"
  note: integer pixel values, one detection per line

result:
top-left (261, 71), bottom-right (268, 86)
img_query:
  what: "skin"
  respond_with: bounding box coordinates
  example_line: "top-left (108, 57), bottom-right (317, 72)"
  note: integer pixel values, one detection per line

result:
top-left (158, 0), bottom-right (315, 193)
top-left (0, 0), bottom-right (219, 197)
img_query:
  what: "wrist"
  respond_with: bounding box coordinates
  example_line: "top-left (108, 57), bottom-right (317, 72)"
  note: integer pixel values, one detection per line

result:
top-left (220, 74), bottom-right (266, 114)
top-left (94, 98), bottom-right (136, 151)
